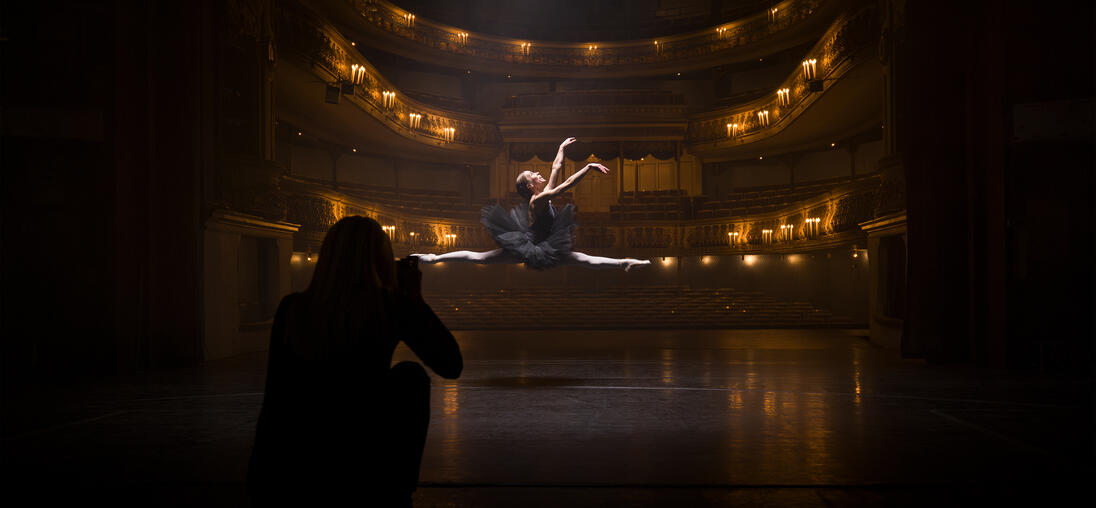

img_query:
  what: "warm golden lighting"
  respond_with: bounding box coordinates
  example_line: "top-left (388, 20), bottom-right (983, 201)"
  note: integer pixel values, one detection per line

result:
top-left (768, 7), bottom-right (779, 22)
top-left (716, 26), bottom-right (728, 39)
top-left (587, 44), bottom-right (598, 51)
top-left (653, 40), bottom-right (662, 54)
top-left (443, 126), bottom-right (455, 143)
top-left (382, 90), bottom-right (396, 109)
top-left (404, 12), bottom-right (415, 28)
top-left (660, 257), bottom-right (674, 266)
top-left (757, 110), bottom-right (770, 127)
top-left (352, 148), bottom-right (357, 153)
top-left (777, 87), bottom-right (790, 106)
top-left (726, 122), bottom-right (739, 138)
top-left (743, 255), bottom-right (757, 266)
top-left (296, 131), bottom-right (302, 136)
top-left (408, 113), bottom-right (422, 129)
top-left (456, 32), bottom-right (468, 46)
top-left (701, 256), bottom-right (711, 265)
top-left (349, 64), bottom-right (366, 85)
top-left (519, 42), bottom-right (531, 56)
top-left (802, 58), bottom-right (818, 80)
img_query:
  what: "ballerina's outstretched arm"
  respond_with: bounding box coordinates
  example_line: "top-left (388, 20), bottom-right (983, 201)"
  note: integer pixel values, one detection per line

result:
top-left (546, 137), bottom-right (576, 191)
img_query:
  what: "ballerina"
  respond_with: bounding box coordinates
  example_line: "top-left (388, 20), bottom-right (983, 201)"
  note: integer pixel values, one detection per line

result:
top-left (413, 137), bottom-right (651, 271)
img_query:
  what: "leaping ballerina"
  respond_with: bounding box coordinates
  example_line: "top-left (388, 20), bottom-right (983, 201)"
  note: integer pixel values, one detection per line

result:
top-left (413, 137), bottom-right (651, 271)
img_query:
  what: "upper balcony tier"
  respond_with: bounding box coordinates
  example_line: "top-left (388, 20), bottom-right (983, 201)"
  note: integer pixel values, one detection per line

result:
top-left (313, 0), bottom-right (847, 78)
top-left (276, 0), bottom-right (878, 163)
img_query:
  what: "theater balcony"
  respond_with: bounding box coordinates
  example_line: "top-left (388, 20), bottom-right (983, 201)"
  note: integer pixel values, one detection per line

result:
top-left (312, 0), bottom-right (848, 78)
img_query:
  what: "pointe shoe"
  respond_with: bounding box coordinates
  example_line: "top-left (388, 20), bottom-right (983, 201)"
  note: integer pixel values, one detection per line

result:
top-left (410, 253), bottom-right (437, 263)
top-left (623, 259), bottom-right (651, 272)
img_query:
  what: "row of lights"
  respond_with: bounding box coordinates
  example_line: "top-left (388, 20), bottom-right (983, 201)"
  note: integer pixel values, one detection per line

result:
top-left (723, 59), bottom-right (821, 139)
top-left (397, 4), bottom-right (781, 53)
top-left (723, 218), bottom-right (822, 245)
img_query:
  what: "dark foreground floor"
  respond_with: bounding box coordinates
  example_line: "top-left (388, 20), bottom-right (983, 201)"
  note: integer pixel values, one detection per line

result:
top-left (3, 330), bottom-right (1093, 507)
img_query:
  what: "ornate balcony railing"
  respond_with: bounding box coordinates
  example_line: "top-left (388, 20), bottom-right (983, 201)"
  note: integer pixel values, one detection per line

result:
top-left (686, 4), bottom-right (877, 145)
top-left (283, 174), bottom-right (880, 255)
top-left (276, 1), bottom-right (502, 149)
top-left (278, 0), bottom-right (875, 155)
top-left (344, 0), bottom-right (825, 70)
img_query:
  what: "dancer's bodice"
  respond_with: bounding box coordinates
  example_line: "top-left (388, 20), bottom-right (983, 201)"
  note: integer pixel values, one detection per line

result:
top-left (529, 201), bottom-right (556, 244)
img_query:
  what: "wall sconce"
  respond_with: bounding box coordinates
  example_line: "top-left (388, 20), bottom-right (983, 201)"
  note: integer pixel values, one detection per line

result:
top-left (726, 122), bottom-right (739, 138)
top-left (408, 113), bottom-right (422, 129)
top-left (653, 40), bottom-right (662, 55)
top-left (805, 217), bottom-right (821, 237)
top-left (762, 229), bottom-right (773, 243)
top-left (349, 64), bottom-right (366, 85)
top-left (727, 231), bottom-right (740, 246)
top-left (519, 42), bottom-right (531, 56)
top-left (404, 12), bottom-right (415, 29)
top-left (716, 27), bottom-right (728, 39)
top-left (780, 224), bottom-right (793, 241)
top-left (587, 44), bottom-right (598, 51)
top-left (777, 88), bottom-right (790, 107)
top-left (443, 127), bottom-right (455, 143)
top-left (801, 59), bottom-right (818, 80)
top-left (768, 7), bottom-right (779, 22)
top-left (382, 90), bottom-right (396, 109)
top-left (457, 32), bottom-right (468, 46)
top-left (757, 110), bottom-right (770, 127)
top-left (382, 225), bottom-right (396, 238)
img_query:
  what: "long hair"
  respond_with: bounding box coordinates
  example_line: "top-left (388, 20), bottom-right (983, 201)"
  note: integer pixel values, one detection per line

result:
top-left (295, 216), bottom-right (396, 355)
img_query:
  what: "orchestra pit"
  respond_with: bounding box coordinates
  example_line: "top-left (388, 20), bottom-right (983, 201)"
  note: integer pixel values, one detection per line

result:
top-left (1, 0), bottom-right (1092, 506)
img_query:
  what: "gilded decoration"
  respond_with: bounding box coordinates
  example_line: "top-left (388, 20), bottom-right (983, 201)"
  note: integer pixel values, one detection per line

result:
top-left (686, 4), bottom-right (877, 145)
top-left (276, 1), bottom-right (501, 149)
top-left (346, 0), bottom-right (825, 69)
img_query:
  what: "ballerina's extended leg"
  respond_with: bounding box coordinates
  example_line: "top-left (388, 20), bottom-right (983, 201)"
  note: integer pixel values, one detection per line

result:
top-left (563, 252), bottom-right (651, 271)
top-left (412, 249), bottom-right (519, 265)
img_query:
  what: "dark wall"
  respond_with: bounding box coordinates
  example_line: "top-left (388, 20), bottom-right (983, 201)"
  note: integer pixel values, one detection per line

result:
top-left (1, 1), bottom-right (210, 387)
top-left (899, 0), bottom-right (1094, 369)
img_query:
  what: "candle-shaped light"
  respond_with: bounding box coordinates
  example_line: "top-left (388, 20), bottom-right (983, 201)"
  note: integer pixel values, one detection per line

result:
top-left (726, 122), bottom-right (739, 138)
top-left (777, 88), bottom-right (790, 106)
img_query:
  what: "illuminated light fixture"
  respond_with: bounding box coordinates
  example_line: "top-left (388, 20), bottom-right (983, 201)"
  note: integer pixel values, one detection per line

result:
top-left (408, 113), bottom-right (422, 129)
top-left (519, 42), bottom-right (531, 56)
top-left (759, 155), bottom-right (764, 160)
top-left (382, 90), bottom-right (396, 109)
top-left (768, 7), bottom-right (779, 22)
top-left (757, 110), bottom-right (771, 127)
top-left (803, 58), bottom-right (822, 91)
top-left (352, 148), bottom-right (357, 153)
top-left (404, 12), bottom-right (415, 29)
top-left (805, 217), bottom-right (821, 237)
top-left (457, 32), bottom-right (468, 46)
top-left (780, 224), bottom-right (793, 241)
top-left (830, 142), bottom-right (836, 148)
top-left (761, 229), bottom-right (773, 243)
top-left (727, 230), bottom-right (740, 246)
top-left (777, 88), bottom-right (790, 107)
top-left (701, 256), bottom-right (711, 264)
top-left (653, 40), bottom-right (662, 55)
top-left (296, 131), bottom-right (302, 136)
top-left (351, 41), bottom-right (356, 46)
top-left (743, 254), bottom-right (757, 266)
top-left (587, 44), bottom-right (598, 51)
top-left (349, 64), bottom-right (366, 85)
top-left (716, 26), bottom-right (728, 39)
top-left (661, 257), bottom-right (674, 265)
top-left (382, 225), bottom-right (396, 237)
top-left (726, 123), bottom-right (739, 138)
top-left (443, 127), bottom-right (455, 143)
top-left (676, 72), bottom-right (682, 76)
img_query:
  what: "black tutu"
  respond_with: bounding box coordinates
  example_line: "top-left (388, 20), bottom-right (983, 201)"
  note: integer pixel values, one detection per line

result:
top-left (480, 202), bottom-right (575, 270)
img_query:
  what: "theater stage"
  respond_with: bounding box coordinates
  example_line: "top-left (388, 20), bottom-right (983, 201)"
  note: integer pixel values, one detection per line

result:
top-left (3, 329), bottom-right (1091, 506)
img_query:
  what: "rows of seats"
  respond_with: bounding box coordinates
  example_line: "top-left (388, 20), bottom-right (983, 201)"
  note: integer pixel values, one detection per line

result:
top-left (423, 286), bottom-right (856, 329)
top-left (611, 190), bottom-right (688, 220)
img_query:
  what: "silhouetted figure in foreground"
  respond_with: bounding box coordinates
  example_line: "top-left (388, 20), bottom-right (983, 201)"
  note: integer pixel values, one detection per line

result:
top-left (248, 216), bottom-right (462, 506)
